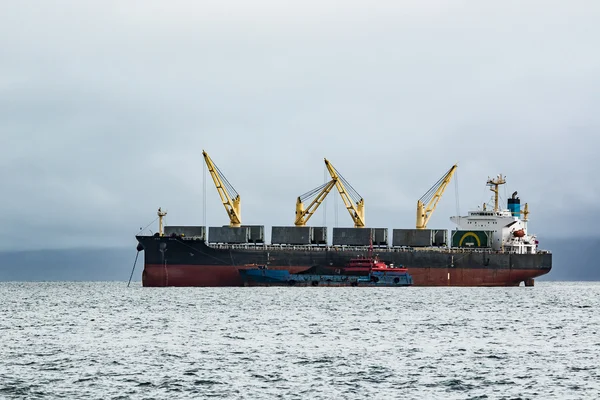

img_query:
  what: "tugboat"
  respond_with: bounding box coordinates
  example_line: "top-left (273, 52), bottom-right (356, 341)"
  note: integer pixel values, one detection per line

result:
top-left (238, 240), bottom-right (413, 287)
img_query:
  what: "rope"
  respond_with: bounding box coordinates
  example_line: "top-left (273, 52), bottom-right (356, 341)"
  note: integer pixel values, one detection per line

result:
top-left (323, 165), bottom-right (327, 227)
top-left (454, 169), bottom-right (460, 218)
top-left (335, 188), bottom-right (338, 227)
top-left (127, 251), bottom-right (140, 287)
top-left (203, 155), bottom-right (207, 227)
top-left (502, 180), bottom-right (508, 210)
top-left (137, 216), bottom-right (159, 235)
top-left (482, 180), bottom-right (489, 209)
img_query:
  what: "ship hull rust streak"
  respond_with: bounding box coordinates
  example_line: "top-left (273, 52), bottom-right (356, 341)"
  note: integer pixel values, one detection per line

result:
top-left (142, 263), bottom-right (547, 287)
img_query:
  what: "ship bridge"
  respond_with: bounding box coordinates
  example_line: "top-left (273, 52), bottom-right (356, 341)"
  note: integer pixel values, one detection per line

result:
top-left (450, 176), bottom-right (537, 255)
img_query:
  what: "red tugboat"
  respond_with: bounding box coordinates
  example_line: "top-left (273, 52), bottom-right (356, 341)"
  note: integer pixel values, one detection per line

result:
top-left (339, 240), bottom-right (409, 277)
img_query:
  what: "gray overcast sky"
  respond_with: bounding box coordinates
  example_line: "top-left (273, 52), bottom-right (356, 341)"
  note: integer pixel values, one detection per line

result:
top-left (1, 1), bottom-right (598, 251)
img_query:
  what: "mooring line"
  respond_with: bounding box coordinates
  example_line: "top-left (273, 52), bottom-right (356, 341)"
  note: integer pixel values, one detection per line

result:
top-left (127, 251), bottom-right (140, 287)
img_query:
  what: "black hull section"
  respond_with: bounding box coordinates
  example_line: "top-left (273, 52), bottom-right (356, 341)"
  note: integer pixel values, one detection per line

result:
top-left (136, 235), bottom-right (552, 275)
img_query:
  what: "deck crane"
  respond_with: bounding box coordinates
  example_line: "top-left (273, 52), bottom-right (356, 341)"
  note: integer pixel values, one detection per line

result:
top-left (324, 158), bottom-right (365, 228)
top-left (294, 179), bottom-right (337, 226)
top-left (202, 150), bottom-right (242, 227)
top-left (416, 164), bottom-right (457, 229)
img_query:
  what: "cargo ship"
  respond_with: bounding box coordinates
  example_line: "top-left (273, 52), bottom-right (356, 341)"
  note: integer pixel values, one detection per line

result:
top-left (134, 153), bottom-right (552, 287)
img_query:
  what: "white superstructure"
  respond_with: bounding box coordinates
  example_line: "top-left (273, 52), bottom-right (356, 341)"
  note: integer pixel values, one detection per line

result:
top-left (450, 175), bottom-right (538, 254)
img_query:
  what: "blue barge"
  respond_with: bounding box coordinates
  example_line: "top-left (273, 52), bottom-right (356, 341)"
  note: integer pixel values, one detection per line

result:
top-left (239, 267), bottom-right (413, 287)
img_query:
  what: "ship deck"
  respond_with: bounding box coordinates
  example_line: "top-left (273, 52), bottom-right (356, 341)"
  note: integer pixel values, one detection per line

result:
top-left (168, 237), bottom-right (552, 255)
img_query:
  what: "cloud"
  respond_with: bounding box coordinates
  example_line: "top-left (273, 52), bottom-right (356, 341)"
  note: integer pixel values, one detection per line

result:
top-left (0, 0), bottom-right (599, 250)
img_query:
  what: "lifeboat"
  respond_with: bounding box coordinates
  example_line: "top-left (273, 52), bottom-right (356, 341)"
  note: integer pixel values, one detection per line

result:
top-left (513, 229), bottom-right (525, 238)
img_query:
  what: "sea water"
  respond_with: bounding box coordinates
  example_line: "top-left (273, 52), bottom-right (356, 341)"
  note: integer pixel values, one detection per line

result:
top-left (1, 281), bottom-right (599, 399)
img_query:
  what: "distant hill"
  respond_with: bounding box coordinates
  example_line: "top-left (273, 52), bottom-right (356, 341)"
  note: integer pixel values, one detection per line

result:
top-left (538, 237), bottom-right (599, 281)
top-left (0, 237), bottom-right (597, 281)
top-left (0, 247), bottom-right (137, 282)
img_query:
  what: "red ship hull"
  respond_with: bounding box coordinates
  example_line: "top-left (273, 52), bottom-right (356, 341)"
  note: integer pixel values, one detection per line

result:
top-left (142, 264), bottom-right (547, 287)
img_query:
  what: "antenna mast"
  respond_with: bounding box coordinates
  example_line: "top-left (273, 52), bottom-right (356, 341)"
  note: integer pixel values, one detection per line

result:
top-left (486, 174), bottom-right (506, 212)
top-left (157, 207), bottom-right (167, 236)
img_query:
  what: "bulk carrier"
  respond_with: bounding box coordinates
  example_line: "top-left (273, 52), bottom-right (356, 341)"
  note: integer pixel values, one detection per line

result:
top-left (134, 152), bottom-right (552, 287)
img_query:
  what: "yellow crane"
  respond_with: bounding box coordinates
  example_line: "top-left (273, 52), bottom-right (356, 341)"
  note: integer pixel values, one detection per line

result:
top-left (202, 150), bottom-right (241, 227)
top-left (324, 158), bottom-right (365, 227)
top-left (416, 164), bottom-right (457, 229)
top-left (295, 179), bottom-right (337, 226)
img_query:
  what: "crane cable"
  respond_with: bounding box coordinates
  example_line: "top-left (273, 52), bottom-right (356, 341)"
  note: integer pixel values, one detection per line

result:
top-left (335, 185), bottom-right (338, 227)
top-left (330, 164), bottom-right (363, 204)
top-left (213, 162), bottom-right (239, 199)
top-left (323, 166), bottom-right (327, 226)
top-left (203, 155), bottom-right (207, 227)
top-left (299, 180), bottom-right (333, 202)
top-left (454, 169), bottom-right (460, 219)
top-left (419, 168), bottom-right (451, 205)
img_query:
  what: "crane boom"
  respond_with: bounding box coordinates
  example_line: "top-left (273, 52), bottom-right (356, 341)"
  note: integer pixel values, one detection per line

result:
top-left (202, 150), bottom-right (241, 227)
top-left (416, 164), bottom-right (457, 229)
top-left (294, 179), bottom-right (337, 226)
top-left (324, 158), bottom-right (365, 227)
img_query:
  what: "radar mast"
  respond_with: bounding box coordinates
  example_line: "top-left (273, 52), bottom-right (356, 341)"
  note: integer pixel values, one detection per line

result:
top-left (486, 174), bottom-right (506, 212)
